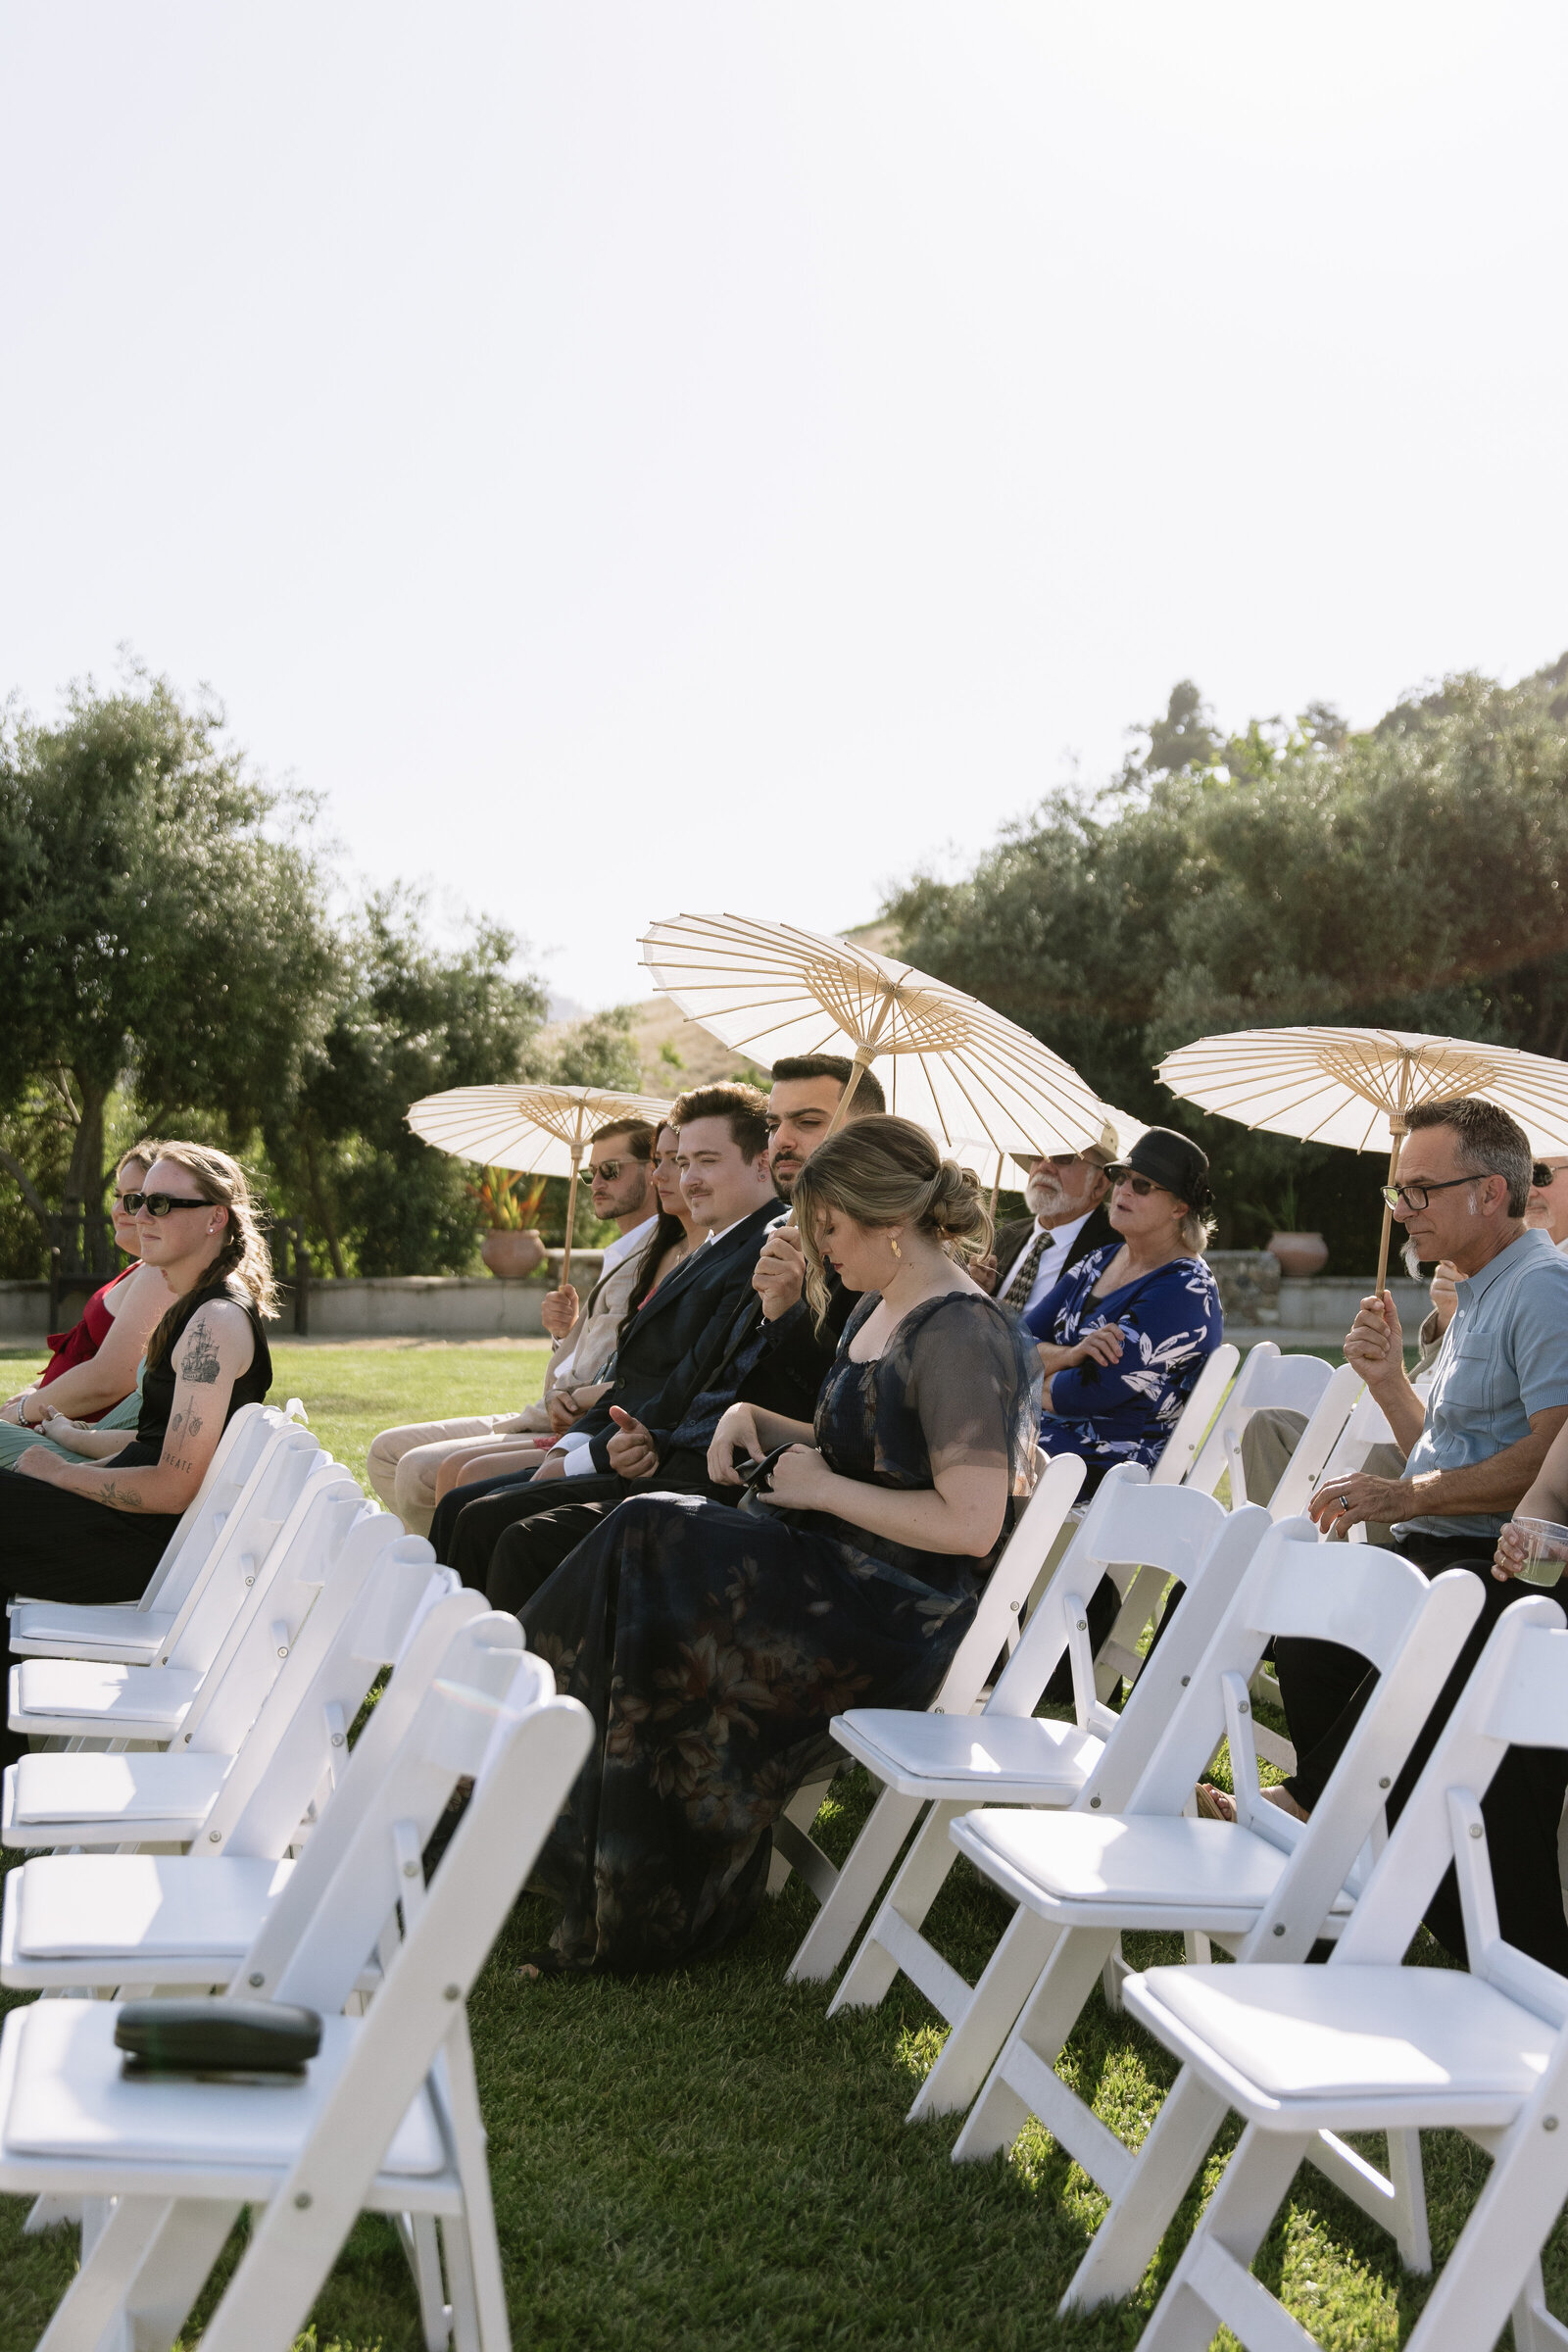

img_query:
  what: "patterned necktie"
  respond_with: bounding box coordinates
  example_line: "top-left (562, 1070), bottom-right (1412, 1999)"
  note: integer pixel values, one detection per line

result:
top-left (1003, 1227), bottom-right (1053, 1310)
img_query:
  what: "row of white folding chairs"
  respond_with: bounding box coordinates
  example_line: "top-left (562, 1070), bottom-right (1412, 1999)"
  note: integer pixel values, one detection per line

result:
top-left (0, 1588), bottom-right (591, 2352)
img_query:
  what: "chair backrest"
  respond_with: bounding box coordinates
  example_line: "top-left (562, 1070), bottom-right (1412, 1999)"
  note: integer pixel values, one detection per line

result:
top-left (177, 1472), bottom-right (366, 1753)
top-left (1125, 1517), bottom-right (1487, 1956)
top-left (1332, 1596), bottom-right (1568, 2017)
top-left (157, 1435), bottom-right (338, 1673)
top-left (134, 1404), bottom-right (300, 1617)
top-left (199, 1635), bottom-right (592, 2352)
top-left (986, 1466), bottom-right (1228, 1725)
top-left (227, 1589), bottom-right (510, 1981)
top-left (927, 1452), bottom-right (1087, 1714)
top-left (1263, 1361), bottom-right (1363, 1520)
top-left (234, 1610), bottom-right (548, 2006)
top-left (1148, 1342), bottom-right (1241, 1487)
top-left (202, 1524), bottom-right (446, 1856)
top-left (1185, 1343), bottom-right (1335, 1502)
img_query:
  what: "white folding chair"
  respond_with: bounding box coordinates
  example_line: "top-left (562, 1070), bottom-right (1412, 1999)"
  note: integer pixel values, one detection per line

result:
top-left (0, 1498), bottom-right (414, 1851)
top-left (1147, 1342), bottom-right (1240, 1490)
top-left (930, 1526), bottom-right (1484, 2282)
top-left (773, 1453), bottom-right (1088, 1966)
top-left (1116, 1595), bottom-right (1568, 2352)
top-left (8, 1410), bottom-right (320, 1666)
top-left (820, 1485), bottom-right (1265, 2028)
top-left (1184, 1343), bottom-right (1334, 1505)
top-left (0, 1551), bottom-right (460, 1991)
top-left (7, 1457), bottom-right (360, 1747)
top-left (0, 1617), bottom-right (592, 2352)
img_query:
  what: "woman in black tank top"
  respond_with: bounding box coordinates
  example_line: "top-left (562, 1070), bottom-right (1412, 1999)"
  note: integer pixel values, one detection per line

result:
top-left (0, 1146), bottom-right (278, 1766)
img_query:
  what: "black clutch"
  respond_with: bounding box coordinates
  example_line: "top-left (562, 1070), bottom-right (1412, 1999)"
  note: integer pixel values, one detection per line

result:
top-left (116, 1997), bottom-right (322, 2080)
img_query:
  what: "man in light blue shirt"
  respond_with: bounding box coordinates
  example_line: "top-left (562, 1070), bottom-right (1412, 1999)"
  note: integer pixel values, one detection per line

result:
top-left (1278, 1097), bottom-right (1568, 1972)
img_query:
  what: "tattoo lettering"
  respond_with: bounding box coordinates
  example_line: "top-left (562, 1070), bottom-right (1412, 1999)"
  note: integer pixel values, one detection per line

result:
top-left (180, 1320), bottom-right (222, 1386)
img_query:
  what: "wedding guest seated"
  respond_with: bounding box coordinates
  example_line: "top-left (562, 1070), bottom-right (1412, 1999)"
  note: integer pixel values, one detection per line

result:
top-left (367, 1121), bottom-right (659, 1534)
top-left (970, 1131), bottom-right (1116, 1309)
top-left (434, 1056), bottom-right (886, 1602)
top-left (1275, 1097), bottom-right (1568, 1972)
top-left (0, 1144), bottom-right (275, 1768)
top-left (514, 1115), bottom-right (1037, 1975)
top-left (1527, 1150), bottom-right (1568, 1249)
top-left (0, 1144), bottom-right (172, 1466)
top-left (429, 1120), bottom-right (701, 1508)
top-left (1024, 1126), bottom-right (1222, 1675)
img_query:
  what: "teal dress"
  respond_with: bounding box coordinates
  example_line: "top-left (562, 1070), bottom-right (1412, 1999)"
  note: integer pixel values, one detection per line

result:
top-left (0, 1372), bottom-right (144, 1472)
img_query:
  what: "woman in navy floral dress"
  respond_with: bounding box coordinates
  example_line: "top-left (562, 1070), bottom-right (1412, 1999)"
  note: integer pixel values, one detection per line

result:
top-left (517, 1117), bottom-right (1038, 1976)
top-left (1024, 1125), bottom-right (1222, 1493)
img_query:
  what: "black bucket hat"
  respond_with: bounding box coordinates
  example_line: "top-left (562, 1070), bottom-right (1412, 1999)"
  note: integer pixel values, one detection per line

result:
top-left (1108, 1126), bottom-right (1210, 1212)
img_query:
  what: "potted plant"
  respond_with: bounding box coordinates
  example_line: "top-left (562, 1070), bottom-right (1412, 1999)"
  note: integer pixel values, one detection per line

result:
top-left (1250, 1180), bottom-right (1329, 1279)
top-left (467, 1166), bottom-right (550, 1279)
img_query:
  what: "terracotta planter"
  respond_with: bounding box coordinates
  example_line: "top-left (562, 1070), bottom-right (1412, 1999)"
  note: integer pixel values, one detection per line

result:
top-left (480, 1229), bottom-right (547, 1280)
top-left (1267, 1230), bottom-right (1329, 1279)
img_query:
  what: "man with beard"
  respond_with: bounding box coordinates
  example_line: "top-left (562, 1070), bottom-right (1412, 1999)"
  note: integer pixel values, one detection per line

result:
top-left (972, 1135), bottom-right (1117, 1310)
top-left (433, 1054), bottom-right (887, 1606)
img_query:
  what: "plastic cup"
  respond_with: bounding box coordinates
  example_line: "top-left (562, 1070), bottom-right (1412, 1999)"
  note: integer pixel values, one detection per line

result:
top-left (1506, 1516), bottom-right (1568, 1588)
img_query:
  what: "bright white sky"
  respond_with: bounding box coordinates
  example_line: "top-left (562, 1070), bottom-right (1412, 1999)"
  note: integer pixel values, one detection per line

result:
top-left (3, 4), bottom-right (1565, 1011)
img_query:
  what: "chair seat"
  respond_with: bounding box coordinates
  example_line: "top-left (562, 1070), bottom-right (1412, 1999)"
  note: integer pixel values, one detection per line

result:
top-left (952, 1807), bottom-right (1353, 1929)
top-left (2, 1853), bottom-right (293, 1983)
top-left (1125, 1961), bottom-right (1554, 2131)
top-left (3, 1752), bottom-right (229, 1845)
top-left (834, 1706), bottom-right (1105, 1801)
top-left (0, 2001), bottom-right (445, 2186)
top-left (8, 1602), bottom-right (175, 1663)
top-left (11, 1657), bottom-right (200, 1735)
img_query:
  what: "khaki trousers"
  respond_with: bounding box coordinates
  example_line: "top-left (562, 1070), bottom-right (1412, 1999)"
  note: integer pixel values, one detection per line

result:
top-left (367, 1411), bottom-right (545, 1537)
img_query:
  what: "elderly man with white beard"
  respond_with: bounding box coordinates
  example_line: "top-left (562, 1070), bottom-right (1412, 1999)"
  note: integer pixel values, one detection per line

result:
top-left (971, 1136), bottom-right (1117, 1309)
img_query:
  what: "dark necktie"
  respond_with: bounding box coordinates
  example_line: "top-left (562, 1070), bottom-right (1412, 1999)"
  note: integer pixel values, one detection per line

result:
top-left (1003, 1228), bottom-right (1054, 1310)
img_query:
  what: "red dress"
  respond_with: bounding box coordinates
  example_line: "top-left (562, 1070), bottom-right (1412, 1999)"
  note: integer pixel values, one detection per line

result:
top-left (36, 1266), bottom-right (136, 1422)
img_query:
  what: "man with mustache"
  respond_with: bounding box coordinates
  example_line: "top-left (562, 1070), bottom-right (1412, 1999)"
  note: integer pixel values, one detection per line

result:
top-left (971, 1136), bottom-right (1117, 1311)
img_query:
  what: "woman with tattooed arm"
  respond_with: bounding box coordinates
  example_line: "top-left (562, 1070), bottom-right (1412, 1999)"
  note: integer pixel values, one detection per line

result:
top-left (0, 1144), bottom-right (275, 1763)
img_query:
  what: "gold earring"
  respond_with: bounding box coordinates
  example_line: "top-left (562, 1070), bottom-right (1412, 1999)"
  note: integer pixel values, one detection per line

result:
top-left (889, 1233), bottom-right (902, 1259)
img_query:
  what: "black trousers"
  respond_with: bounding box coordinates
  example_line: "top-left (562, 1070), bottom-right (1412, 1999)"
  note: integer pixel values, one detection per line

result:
top-left (0, 1467), bottom-right (176, 1770)
top-left (447, 1448), bottom-right (721, 1607)
top-left (1273, 1531), bottom-right (1568, 1974)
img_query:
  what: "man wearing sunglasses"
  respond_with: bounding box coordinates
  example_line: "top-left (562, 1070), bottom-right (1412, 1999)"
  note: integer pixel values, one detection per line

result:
top-left (970, 1131), bottom-right (1118, 1310)
top-left (1274, 1095), bottom-right (1568, 1974)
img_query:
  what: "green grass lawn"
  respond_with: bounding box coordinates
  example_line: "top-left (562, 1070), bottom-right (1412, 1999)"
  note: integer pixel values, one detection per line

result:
top-left (0, 1340), bottom-right (1558, 2348)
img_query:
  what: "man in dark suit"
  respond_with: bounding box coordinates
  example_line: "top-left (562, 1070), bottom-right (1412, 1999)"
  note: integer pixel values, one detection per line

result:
top-left (972, 1131), bottom-right (1117, 1314)
top-left (438, 1056), bottom-right (888, 1606)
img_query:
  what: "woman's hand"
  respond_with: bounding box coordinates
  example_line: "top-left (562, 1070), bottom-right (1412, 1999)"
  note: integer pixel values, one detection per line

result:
top-left (708, 1401), bottom-right (763, 1487)
top-left (1494, 1520), bottom-right (1531, 1583)
top-left (547, 1389), bottom-right (585, 1435)
top-left (758, 1444), bottom-right (836, 1510)
top-left (15, 1445), bottom-right (64, 1484)
top-left (1068, 1324), bottom-right (1125, 1369)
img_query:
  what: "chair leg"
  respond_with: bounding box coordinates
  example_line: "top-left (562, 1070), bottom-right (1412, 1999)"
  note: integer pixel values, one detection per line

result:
top-left (402, 2211), bottom-right (453, 2350)
top-left (34, 2192), bottom-right (239, 2352)
top-left (909, 1904), bottom-right (1062, 2122)
top-left (949, 1927), bottom-right (1115, 2160)
top-left (766, 1781), bottom-right (830, 1896)
top-left (786, 1786), bottom-right (924, 1984)
top-left (1138, 2123), bottom-right (1310, 2352)
top-left (1510, 2259), bottom-right (1568, 2352)
top-left (829, 1801), bottom-right (964, 2015)
top-left (438, 2016), bottom-right (512, 2352)
top-left (1059, 2070), bottom-right (1233, 2315)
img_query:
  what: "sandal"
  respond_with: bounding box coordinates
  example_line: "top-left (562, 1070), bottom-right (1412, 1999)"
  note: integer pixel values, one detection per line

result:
top-left (1195, 1783), bottom-right (1237, 1822)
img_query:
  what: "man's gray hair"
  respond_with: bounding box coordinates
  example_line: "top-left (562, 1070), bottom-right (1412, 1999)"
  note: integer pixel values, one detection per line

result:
top-left (1404, 1097), bottom-right (1532, 1217)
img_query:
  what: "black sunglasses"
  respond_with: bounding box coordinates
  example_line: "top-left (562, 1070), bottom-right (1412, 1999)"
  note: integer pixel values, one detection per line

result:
top-left (122, 1192), bottom-right (214, 1218)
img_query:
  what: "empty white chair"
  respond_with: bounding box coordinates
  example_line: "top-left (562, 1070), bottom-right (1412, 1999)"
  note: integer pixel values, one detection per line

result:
top-left (1146, 1342), bottom-right (1241, 1490)
top-left (0, 1499), bottom-right (415, 1851)
top-left (932, 1524), bottom-right (1484, 2281)
top-left (0, 1613), bottom-right (593, 2352)
top-left (1262, 1361), bottom-right (1363, 1520)
top-left (8, 1457), bottom-right (361, 1748)
top-left (811, 1475), bottom-right (1249, 2017)
top-left (8, 1409), bottom-right (319, 1666)
top-left (1, 1550), bottom-right (461, 1991)
top-left (1114, 1595), bottom-right (1568, 2351)
top-left (1184, 1342), bottom-right (1334, 1505)
top-left (772, 1452), bottom-right (1087, 1964)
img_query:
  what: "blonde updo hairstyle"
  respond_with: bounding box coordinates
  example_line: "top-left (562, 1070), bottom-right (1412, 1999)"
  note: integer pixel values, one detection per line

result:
top-left (792, 1115), bottom-right (992, 1324)
top-left (143, 1142), bottom-right (279, 1367)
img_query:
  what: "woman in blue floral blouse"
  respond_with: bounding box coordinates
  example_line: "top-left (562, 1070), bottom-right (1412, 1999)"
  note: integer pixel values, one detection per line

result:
top-left (1023, 1125), bottom-right (1223, 1492)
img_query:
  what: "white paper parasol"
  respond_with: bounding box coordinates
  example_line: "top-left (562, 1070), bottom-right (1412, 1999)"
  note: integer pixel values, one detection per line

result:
top-left (638, 913), bottom-right (1106, 1176)
top-left (407, 1083), bottom-right (671, 1288)
top-left (1157, 1024), bottom-right (1568, 1293)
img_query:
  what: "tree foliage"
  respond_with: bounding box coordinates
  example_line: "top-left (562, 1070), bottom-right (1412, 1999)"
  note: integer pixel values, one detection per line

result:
top-left (888, 656), bottom-right (1568, 1269)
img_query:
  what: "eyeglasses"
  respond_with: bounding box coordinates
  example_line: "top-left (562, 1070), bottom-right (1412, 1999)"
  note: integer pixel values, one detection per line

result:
top-left (1533, 1162), bottom-right (1568, 1187)
top-left (589, 1159), bottom-right (627, 1182)
top-left (1115, 1173), bottom-right (1166, 1198)
top-left (1380, 1175), bottom-right (1497, 1213)
top-left (123, 1192), bottom-right (213, 1218)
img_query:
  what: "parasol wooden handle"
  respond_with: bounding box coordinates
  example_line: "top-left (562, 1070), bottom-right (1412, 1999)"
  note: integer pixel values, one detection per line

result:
top-left (1374, 1119), bottom-right (1406, 1300)
top-left (560, 1146), bottom-right (582, 1296)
